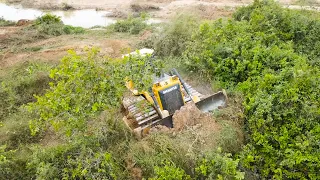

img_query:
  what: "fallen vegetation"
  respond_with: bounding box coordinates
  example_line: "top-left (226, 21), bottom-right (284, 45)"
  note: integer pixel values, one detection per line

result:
top-left (0, 0), bottom-right (320, 179)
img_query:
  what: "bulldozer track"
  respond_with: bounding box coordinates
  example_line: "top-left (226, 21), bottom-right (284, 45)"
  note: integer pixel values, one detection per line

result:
top-left (124, 83), bottom-right (203, 131)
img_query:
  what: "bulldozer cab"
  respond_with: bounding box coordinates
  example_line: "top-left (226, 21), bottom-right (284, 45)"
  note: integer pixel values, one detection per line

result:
top-left (151, 74), bottom-right (185, 115)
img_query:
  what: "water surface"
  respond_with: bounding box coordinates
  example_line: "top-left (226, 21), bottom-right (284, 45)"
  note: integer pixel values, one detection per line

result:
top-left (0, 3), bottom-right (115, 28)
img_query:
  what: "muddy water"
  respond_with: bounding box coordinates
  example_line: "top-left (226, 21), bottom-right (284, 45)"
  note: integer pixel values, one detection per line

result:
top-left (0, 3), bottom-right (116, 28)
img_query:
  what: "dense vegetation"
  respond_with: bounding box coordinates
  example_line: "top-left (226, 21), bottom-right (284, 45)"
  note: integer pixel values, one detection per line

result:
top-left (0, 49), bottom-right (243, 179)
top-left (182, 0), bottom-right (320, 179)
top-left (1, 0), bottom-right (320, 179)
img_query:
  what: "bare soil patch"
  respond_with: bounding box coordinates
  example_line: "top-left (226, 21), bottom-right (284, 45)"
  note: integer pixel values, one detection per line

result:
top-left (0, 25), bottom-right (134, 69)
top-left (150, 103), bottom-right (221, 152)
top-left (172, 103), bottom-right (215, 131)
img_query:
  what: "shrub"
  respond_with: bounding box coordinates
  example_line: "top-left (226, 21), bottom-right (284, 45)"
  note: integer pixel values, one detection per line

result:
top-left (195, 148), bottom-right (245, 180)
top-left (25, 108), bottom-right (132, 179)
top-left (181, 0), bottom-right (320, 178)
top-left (35, 14), bottom-right (62, 25)
top-left (34, 14), bottom-right (65, 36)
top-left (33, 14), bottom-right (85, 36)
top-left (216, 121), bottom-right (243, 154)
top-left (139, 14), bottom-right (199, 57)
top-left (239, 62), bottom-right (320, 179)
top-left (150, 161), bottom-right (191, 180)
top-left (27, 48), bottom-right (162, 136)
top-left (233, 0), bottom-right (320, 66)
top-left (0, 110), bottom-right (43, 149)
top-left (36, 23), bottom-right (65, 36)
top-left (112, 16), bottom-right (147, 34)
top-left (0, 146), bottom-right (32, 179)
top-left (128, 134), bottom-right (194, 178)
top-left (63, 25), bottom-right (85, 34)
top-left (184, 19), bottom-right (298, 86)
top-left (129, 133), bottom-right (244, 179)
top-left (28, 142), bottom-right (121, 179)
top-left (0, 17), bottom-right (15, 27)
top-left (0, 108), bottom-right (131, 179)
top-left (0, 62), bottom-right (52, 121)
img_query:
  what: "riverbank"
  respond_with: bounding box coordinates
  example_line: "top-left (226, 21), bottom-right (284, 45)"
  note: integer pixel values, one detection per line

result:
top-left (5, 0), bottom-right (319, 20)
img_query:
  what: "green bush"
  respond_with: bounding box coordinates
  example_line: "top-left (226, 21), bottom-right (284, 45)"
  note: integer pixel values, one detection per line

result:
top-left (0, 110), bottom-right (132, 179)
top-left (33, 14), bottom-right (85, 36)
top-left (239, 62), bottom-right (320, 179)
top-left (0, 17), bottom-right (15, 27)
top-left (0, 146), bottom-right (33, 179)
top-left (112, 17), bottom-right (147, 34)
top-left (35, 14), bottom-right (62, 25)
top-left (128, 134), bottom-right (194, 178)
top-left (0, 111), bottom-right (43, 149)
top-left (139, 14), bottom-right (199, 57)
top-left (195, 148), bottom-right (245, 180)
top-left (27, 48), bottom-right (162, 136)
top-left (36, 22), bottom-right (65, 36)
top-left (184, 19), bottom-right (298, 86)
top-left (150, 161), bottom-right (191, 180)
top-left (27, 141), bottom-right (120, 179)
top-left (181, 0), bottom-right (320, 178)
top-left (0, 62), bottom-right (52, 121)
top-left (128, 133), bottom-right (244, 179)
top-left (233, 0), bottom-right (320, 66)
top-left (63, 25), bottom-right (85, 34)
top-left (216, 121), bottom-right (243, 154)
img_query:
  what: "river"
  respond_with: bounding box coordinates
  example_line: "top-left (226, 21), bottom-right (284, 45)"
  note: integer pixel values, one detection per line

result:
top-left (0, 3), bottom-right (116, 28)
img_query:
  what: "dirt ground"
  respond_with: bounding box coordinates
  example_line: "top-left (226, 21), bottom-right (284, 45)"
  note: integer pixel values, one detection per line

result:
top-left (5, 0), bottom-right (319, 19)
top-left (0, 25), bottom-right (136, 69)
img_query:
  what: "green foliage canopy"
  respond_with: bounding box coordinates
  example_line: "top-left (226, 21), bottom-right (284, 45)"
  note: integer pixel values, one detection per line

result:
top-left (240, 62), bottom-right (320, 179)
top-left (27, 48), bottom-right (161, 136)
top-left (182, 0), bottom-right (320, 178)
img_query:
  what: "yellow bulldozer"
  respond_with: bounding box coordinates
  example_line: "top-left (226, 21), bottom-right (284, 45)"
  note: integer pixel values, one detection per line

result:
top-left (122, 49), bottom-right (227, 135)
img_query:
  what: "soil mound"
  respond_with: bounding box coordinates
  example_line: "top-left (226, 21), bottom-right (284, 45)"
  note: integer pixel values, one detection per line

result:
top-left (172, 102), bottom-right (213, 131)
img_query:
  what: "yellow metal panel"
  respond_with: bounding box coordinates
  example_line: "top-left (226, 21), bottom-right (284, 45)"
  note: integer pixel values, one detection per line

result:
top-left (152, 76), bottom-right (185, 110)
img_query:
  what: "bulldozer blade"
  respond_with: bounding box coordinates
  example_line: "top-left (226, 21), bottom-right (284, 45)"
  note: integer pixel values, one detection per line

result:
top-left (158, 115), bottom-right (173, 128)
top-left (195, 91), bottom-right (227, 113)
